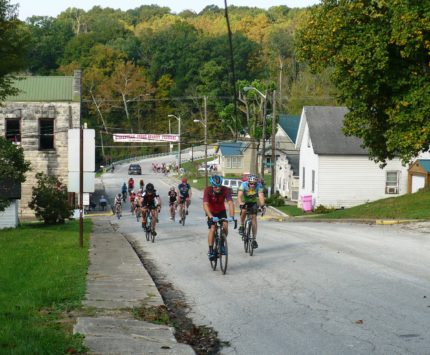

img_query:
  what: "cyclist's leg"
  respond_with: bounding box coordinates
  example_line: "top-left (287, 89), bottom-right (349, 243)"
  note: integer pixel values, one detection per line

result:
top-left (207, 216), bottom-right (217, 257)
top-left (151, 207), bottom-right (157, 231)
top-left (239, 205), bottom-right (246, 234)
top-left (141, 207), bottom-right (147, 227)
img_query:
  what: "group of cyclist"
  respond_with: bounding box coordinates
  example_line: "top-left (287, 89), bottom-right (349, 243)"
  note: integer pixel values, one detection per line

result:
top-left (114, 173), bottom-right (266, 261)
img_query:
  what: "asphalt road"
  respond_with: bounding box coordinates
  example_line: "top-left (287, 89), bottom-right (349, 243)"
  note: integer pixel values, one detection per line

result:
top-left (102, 158), bottom-right (430, 355)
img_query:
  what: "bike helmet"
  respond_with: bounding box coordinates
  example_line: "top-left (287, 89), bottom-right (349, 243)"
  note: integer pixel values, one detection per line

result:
top-left (117, 193), bottom-right (121, 198)
top-left (170, 186), bottom-right (175, 191)
top-left (209, 175), bottom-right (223, 187)
top-left (181, 177), bottom-right (187, 183)
top-left (248, 174), bottom-right (258, 183)
top-left (146, 183), bottom-right (155, 192)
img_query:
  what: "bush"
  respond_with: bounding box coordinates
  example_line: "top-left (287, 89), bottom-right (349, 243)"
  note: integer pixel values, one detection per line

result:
top-left (28, 173), bottom-right (73, 224)
top-left (266, 192), bottom-right (285, 207)
top-left (314, 205), bottom-right (336, 214)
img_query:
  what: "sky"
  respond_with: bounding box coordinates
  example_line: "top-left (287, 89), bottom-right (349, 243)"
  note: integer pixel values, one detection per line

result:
top-left (16, 0), bottom-right (320, 21)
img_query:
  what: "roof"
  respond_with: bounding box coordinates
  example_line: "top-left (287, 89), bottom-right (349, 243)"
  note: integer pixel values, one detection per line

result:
top-left (5, 76), bottom-right (78, 102)
top-left (304, 106), bottom-right (368, 155)
top-left (278, 114), bottom-right (300, 143)
top-left (418, 159), bottom-right (430, 173)
top-left (286, 153), bottom-right (300, 175)
top-left (218, 141), bottom-right (249, 156)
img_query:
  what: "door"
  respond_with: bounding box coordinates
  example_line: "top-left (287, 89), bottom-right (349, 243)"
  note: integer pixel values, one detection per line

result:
top-left (412, 175), bottom-right (425, 193)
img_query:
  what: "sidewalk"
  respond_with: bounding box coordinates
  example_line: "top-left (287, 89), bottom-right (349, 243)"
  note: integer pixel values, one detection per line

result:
top-left (73, 217), bottom-right (194, 355)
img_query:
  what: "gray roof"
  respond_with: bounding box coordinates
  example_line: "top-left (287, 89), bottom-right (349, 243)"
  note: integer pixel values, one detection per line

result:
top-left (304, 106), bottom-right (368, 155)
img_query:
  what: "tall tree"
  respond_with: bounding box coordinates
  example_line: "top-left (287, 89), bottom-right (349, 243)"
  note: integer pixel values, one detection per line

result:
top-left (0, 0), bottom-right (28, 100)
top-left (0, 137), bottom-right (31, 211)
top-left (296, 0), bottom-right (430, 164)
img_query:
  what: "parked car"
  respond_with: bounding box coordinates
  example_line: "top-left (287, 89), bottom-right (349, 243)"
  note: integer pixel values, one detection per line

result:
top-left (222, 178), bottom-right (243, 195)
top-left (128, 164), bottom-right (142, 175)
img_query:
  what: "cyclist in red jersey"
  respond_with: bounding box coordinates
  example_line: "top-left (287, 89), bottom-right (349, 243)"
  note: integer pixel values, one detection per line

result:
top-left (203, 175), bottom-right (235, 260)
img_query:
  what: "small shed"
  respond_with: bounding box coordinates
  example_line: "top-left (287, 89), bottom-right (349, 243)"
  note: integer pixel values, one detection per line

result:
top-left (0, 179), bottom-right (21, 229)
top-left (408, 159), bottom-right (430, 193)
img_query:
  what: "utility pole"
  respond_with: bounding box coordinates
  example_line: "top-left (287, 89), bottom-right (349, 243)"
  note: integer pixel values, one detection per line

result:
top-left (260, 91), bottom-right (268, 180)
top-left (79, 125), bottom-right (83, 248)
top-left (204, 96), bottom-right (208, 188)
top-left (271, 90), bottom-right (276, 195)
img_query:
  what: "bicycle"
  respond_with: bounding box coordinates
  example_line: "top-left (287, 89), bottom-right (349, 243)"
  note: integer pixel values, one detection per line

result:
top-left (143, 207), bottom-right (156, 242)
top-left (241, 205), bottom-right (265, 256)
top-left (169, 202), bottom-right (176, 221)
top-left (210, 218), bottom-right (237, 275)
top-left (115, 203), bottom-right (122, 220)
top-left (178, 201), bottom-right (186, 226)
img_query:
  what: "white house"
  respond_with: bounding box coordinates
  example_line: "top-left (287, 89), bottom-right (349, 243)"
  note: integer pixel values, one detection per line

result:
top-left (296, 106), bottom-right (409, 209)
top-left (274, 114), bottom-right (301, 200)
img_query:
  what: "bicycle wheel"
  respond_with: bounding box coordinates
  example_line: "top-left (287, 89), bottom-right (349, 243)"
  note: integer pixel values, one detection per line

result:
top-left (210, 235), bottom-right (218, 271)
top-left (249, 225), bottom-right (255, 256)
top-left (145, 217), bottom-right (151, 241)
top-left (244, 220), bottom-right (251, 253)
top-left (219, 234), bottom-right (228, 275)
top-left (151, 230), bottom-right (156, 243)
top-left (181, 208), bottom-right (186, 226)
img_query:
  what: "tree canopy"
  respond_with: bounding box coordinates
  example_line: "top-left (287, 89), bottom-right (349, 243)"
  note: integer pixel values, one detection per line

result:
top-left (296, 0), bottom-right (430, 164)
top-left (0, 0), bottom-right (29, 100)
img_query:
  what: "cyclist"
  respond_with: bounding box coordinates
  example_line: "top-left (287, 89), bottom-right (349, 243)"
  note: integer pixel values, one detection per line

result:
top-left (168, 186), bottom-right (178, 220)
top-left (121, 182), bottom-right (127, 201)
top-left (114, 193), bottom-right (122, 217)
top-left (139, 183), bottom-right (161, 236)
top-left (129, 190), bottom-right (136, 212)
top-left (177, 177), bottom-right (192, 221)
top-left (203, 175), bottom-right (235, 260)
top-left (128, 177), bottom-right (135, 195)
top-left (237, 174), bottom-right (266, 249)
top-left (139, 179), bottom-right (145, 190)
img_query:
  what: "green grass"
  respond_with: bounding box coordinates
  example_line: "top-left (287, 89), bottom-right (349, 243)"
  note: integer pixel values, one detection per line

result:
top-left (320, 188), bottom-right (430, 219)
top-left (0, 220), bottom-right (91, 354)
top-left (276, 188), bottom-right (430, 220)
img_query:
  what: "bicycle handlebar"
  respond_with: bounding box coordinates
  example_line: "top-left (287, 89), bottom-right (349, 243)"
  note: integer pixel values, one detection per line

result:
top-left (214, 218), bottom-right (238, 229)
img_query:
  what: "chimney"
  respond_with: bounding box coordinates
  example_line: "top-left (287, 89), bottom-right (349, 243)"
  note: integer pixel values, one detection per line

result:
top-left (72, 69), bottom-right (82, 102)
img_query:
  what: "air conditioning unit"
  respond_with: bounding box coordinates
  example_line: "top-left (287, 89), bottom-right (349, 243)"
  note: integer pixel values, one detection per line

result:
top-left (385, 186), bottom-right (398, 194)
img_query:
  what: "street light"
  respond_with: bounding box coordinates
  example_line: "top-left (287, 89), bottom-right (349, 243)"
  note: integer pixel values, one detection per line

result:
top-left (243, 86), bottom-right (268, 180)
top-left (193, 96), bottom-right (208, 188)
top-left (168, 114), bottom-right (181, 169)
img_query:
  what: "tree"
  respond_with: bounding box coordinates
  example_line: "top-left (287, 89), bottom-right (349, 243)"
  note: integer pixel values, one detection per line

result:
top-left (28, 173), bottom-right (73, 224)
top-left (0, 0), bottom-right (29, 101)
top-left (0, 137), bottom-right (31, 211)
top-left (296, 1), bottom-right (430, 164)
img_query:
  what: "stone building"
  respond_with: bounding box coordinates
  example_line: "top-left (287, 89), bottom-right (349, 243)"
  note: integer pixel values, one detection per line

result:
top-left (0, 70), bottom-right (81, 219)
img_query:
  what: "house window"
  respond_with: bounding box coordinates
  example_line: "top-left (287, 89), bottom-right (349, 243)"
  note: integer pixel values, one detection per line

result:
top-left (312, 170), bottom-right (315, 193)
top-left (39, 118), bottom-right (54, 150)
top-left (231, 156), bottom-right (242, 169)
top-left (385, 171), bottom-right (400, 194)
top-left (5, 119), bottom-right (21, 144)
top-left (302, 167), bottom-right (305, 188)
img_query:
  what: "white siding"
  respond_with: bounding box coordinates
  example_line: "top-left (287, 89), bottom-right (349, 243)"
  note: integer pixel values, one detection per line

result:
top-left (318, 156), bottom-right (408, 208)
top-left (0, 200), bottom-right (18, 229)
top-left (298, 122), bottom-right (319, 207)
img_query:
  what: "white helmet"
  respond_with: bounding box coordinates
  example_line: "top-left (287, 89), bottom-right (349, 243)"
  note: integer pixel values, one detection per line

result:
top-left (248, 175), bottom-right (258, 183)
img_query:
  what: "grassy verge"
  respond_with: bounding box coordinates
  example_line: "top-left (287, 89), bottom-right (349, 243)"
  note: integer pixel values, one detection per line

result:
top-left (0, 220), bottom-right (91, 354)
top-left (320, 188), bottom-right (430, 219)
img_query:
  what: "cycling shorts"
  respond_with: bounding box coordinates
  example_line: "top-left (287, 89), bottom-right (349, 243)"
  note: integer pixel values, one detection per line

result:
top-left (207, 210), bottom-right (227, 229)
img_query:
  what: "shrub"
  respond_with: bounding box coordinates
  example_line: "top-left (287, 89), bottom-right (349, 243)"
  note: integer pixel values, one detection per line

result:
top-left (28, 173), bottom-right (73, 224)
top-left (266, 192), bottom-right (285, 207)
top-left (314, 205), bottom-right (336, 214)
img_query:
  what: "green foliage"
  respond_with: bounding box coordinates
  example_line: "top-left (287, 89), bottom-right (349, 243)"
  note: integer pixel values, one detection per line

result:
top-left (265, 191), bottom-right (285, 207)
top-left (28, 173), bottom-right (73, 224)
top-left (0, 137), bottom-right (31, 211)
top-left (0, 0), bottom-right (29, 100)
top-left (0, 220), bottom-right (90, 354)
top-left (313, 204), bottom-right (336, 214)
top-left (296, 1), bottom-right (430, 164)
